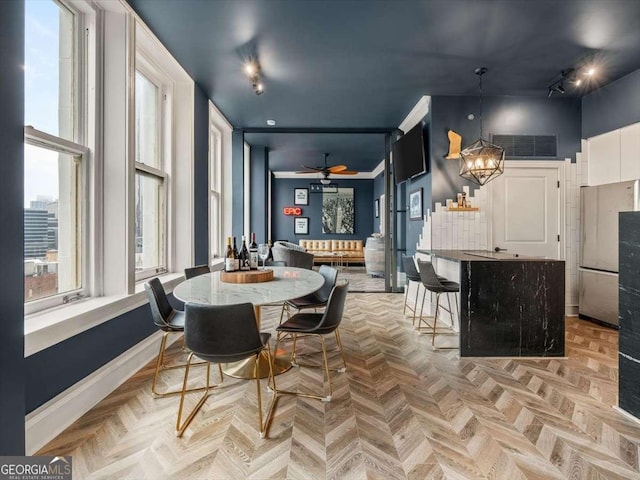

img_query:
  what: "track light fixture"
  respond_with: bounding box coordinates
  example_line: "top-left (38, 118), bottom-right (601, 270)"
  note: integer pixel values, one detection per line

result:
top-left (547, 64), bottom-right (597, 97)
top-left (244, 61), bottom-right (264, 95)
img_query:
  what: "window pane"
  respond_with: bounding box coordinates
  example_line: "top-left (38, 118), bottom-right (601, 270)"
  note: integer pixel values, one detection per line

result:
top-left (135, 71), bottom-right (160, 168)
top-left (24, 0), bottom-right (74, 141)
top-left (135, 173), bottom-right (164, 272)
top-left (24, 144), bottom-right (80, 302)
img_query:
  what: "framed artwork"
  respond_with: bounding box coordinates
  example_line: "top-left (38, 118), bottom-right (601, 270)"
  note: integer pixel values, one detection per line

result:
top-left (374, 198), bottom-right (379, 218)
top-left (294, 217), bottom-right (309, 235)
top-left (409, 188), bottom-right (423, 221)
top-left (294, 188), bottom-right (309, 205)
top-left (322, 187), bottom-right (354, 234)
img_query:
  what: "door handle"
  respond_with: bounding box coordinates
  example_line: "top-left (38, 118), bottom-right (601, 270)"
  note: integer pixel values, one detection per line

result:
top-left (494, 247), bottom-right (507, 252)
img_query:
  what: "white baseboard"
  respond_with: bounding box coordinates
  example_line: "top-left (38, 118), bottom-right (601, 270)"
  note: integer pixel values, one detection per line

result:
top-left (25, 331), bottom-right (179, 455)
top-left (613, 406), bottom-right (640, 425)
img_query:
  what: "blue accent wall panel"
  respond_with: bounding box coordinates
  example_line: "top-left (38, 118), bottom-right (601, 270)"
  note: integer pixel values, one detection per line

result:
top-left (429, 95), bottom-right (581, 208)
top-left (0, 0), bottom-right (26, 455)
top-left (24, 305), bottom-right (157, 412)
top-left (250, 146), bottom-right (268, 242)
top-left (582, 69), bottom-right (640, 138)
top-left (193, 83), bottom-right (209, 265)
top-left (271, 179), bottom-right (374, 243)
top-left (232, 130), bottom-right (244, 240)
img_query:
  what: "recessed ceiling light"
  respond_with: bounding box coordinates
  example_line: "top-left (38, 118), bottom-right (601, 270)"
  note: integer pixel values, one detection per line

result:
top-left (586, 67), bottom-right (596, 76)
top-left (266, 119), bottom-right (276, 126)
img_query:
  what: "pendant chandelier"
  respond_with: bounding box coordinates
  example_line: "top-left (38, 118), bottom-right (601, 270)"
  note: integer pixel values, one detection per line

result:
top-left (459, 67), bottom-right (505, 186)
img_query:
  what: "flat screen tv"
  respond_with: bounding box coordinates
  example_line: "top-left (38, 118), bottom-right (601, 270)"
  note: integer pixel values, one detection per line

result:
top-left (393, 123), bottom-right (426, 183)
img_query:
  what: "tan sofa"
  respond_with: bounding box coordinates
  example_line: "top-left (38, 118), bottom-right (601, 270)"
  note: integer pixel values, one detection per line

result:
top-left (299, 239), bottom-right (365, 265)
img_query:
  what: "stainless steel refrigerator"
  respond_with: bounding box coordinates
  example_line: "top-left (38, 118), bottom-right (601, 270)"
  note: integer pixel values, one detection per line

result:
top-left (579, 180), bottom-right (640, 326)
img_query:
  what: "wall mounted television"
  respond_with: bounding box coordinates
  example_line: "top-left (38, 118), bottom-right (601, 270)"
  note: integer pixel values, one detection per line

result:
top-left (393, 123), bottom-right (427, 184)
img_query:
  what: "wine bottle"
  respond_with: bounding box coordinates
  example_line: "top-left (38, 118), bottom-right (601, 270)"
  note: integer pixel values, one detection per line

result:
top-left (232, 237), bottom-right (239, 271)
top-left (224, 236), bottom-right (235, 272)
top-left (267, 240), bottom-right (274, 261)
top-left (239, 236), bottom-right (250, 271)
top-left (249, 232), bottom-right (258, 270)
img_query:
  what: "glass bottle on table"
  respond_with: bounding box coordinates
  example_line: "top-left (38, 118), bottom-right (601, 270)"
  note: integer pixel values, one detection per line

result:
top-left (239, 236), bottom-right (250, 271)
top-left (224, 236), bottom-right (235, 272)
top-left (249, 232), bottom-right (259, 270)
top-left (232, 236), bottom-right (239, 271)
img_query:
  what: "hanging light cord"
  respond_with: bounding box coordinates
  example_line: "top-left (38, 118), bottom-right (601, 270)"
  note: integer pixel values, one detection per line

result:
top-left (478, 72), bottom-right (483, 139)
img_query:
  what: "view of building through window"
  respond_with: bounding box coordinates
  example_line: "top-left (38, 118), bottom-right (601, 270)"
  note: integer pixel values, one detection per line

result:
top-left (134, 70), bottom-right (166, 275)
top-left (24, 0), bottom-right (81, 304)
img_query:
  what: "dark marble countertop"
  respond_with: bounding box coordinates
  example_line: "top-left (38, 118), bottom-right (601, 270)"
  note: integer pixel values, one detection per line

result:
top-left (417, 249), bottom-right (560, 262)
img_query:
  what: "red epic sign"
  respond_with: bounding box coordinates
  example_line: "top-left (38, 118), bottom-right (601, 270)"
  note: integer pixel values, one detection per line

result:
top-left (283, 207), bottom-right (302, 216)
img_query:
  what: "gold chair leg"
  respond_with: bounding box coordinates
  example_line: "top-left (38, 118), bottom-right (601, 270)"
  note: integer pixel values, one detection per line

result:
top-left (257, 344), bottom-right (279, 439)
top-left (403, 280), bottom-right (409, 314)
top-left (175, 354), bottom-right (212, 437)
top-left (431, 293), bottom-right (440, 347)
top-left (277, 333), bottom-right (345, 402)
top-left (334, 330), bottom-right (347, 373)
top-left (152, 332), bottom-right (214, 398)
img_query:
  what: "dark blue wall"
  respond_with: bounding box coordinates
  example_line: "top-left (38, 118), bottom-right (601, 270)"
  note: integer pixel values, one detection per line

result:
top-left (194, 84), bottom-right (209, 265)
top-left (373, 172), bottom-right (384, 233)
top-left (232, 130), bottom-right (244, 239)
top-left (0, 0), bottom-right (26, 455)
top-left (402, 119), bottom-right (431, 258)
top-left (582, 69), bottom-right (640, 138)
top-left (429, 95), bottom-right (581, 208)
top-left (250, 146), bottom-right (268, 243)
top-left (271, 178), bottom-right (374, 243)
top-left (24, 305), bottom-right (157, 412)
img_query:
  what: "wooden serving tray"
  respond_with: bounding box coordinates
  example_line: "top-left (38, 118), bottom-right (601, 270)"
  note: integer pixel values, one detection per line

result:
top-left (220, 269), bottom-right (274, 283)
top-left (446, 207), bottom-right (480, 211)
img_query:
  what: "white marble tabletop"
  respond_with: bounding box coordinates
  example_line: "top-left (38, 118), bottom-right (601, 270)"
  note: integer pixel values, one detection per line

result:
top-left (172, 267), bottom-right (324, 306)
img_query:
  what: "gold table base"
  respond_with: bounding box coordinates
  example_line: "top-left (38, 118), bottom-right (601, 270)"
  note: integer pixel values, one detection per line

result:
top-left (222, 350), bottom-right (292, 379)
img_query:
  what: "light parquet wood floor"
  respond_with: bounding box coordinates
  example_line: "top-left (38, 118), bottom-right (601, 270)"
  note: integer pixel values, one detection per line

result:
top-left (39, 293), bottom-right (640, 479)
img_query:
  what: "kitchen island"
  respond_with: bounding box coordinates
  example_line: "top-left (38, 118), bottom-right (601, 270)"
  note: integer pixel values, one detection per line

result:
top-left (417, 249), bottom-right (565, 357)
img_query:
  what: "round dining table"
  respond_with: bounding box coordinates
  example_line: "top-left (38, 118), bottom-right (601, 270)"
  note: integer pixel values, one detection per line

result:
top-left (173, 266), bottom-right (324, 379)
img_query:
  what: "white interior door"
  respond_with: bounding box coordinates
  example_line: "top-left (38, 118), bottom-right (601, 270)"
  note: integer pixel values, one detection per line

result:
top-left (491, 162), bottom-right (562, 259)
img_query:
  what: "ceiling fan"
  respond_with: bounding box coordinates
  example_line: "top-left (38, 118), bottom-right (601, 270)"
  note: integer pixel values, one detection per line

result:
top-left (296, 153), bottom-right (358, 184)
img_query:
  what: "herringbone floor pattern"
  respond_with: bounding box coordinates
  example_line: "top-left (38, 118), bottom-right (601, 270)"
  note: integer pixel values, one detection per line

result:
top-left (39, 293), bottom-right (640, 479)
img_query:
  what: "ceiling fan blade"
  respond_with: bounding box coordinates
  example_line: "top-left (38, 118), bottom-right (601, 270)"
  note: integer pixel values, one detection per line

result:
top-left (328, 164), bottom-right (348, 173)
top-left (334, 170), bottom-right (358, 175)
top-left (301, 165), bottom-right (324, 172)
top-left (294, 170), bottom-right (319, 174)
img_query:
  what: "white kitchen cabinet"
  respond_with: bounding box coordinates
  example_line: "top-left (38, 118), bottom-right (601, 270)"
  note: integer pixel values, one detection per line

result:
top-left (588, 130), bottom-right (621, 185)
top-left (621, 123), bottom-right (640, 181)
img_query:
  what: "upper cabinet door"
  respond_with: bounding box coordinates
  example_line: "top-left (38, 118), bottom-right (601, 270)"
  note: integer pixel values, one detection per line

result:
top-left (620, 123), bottom-right (640, 182)
top-left (588, 130), bottom-right (621, 185)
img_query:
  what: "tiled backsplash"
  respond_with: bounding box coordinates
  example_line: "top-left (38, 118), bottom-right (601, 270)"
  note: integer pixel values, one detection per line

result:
top-left (415, 157), bottom-right (583, 316)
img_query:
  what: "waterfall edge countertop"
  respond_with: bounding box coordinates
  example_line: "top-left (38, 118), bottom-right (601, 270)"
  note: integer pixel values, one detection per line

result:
top-left (416, 249), bottom-right (566, 357)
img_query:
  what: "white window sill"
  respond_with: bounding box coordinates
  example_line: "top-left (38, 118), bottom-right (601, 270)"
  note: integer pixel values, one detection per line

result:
top-left (24, 272), bottom-right (184, 357)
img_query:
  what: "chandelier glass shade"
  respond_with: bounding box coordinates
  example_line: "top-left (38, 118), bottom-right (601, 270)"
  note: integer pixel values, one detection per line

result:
top-left (459, 67), bottom-right (505, 186)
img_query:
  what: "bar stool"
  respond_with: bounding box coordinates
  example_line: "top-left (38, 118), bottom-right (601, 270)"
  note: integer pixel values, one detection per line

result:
top-left (416, 259), bottom-right (460, 349)
top-left (402, 255), bottom-right (424, 326)
top-left (402, 255), bottom-right (449, 327)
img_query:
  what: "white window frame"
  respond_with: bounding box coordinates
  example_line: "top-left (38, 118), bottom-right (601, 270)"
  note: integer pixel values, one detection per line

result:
top-left (23, 0), bottom-right (94, 315)
top-left (25, 0), bottom-right (197, 356)
top-left (133, 55), bottom-right (171, 281)
top-left (24, 127), bottom-right (89, 315)
top-left (209, 124), bottom-right (222, 261)
top-left (209, 101), bottom-right (233, 269)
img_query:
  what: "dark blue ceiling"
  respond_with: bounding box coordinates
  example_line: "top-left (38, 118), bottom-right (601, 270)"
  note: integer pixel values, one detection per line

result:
top-left (128, 0), bottom-right (640, 171)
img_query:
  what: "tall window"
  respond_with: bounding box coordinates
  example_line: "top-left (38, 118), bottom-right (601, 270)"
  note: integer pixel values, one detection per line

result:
top-left (24, 0), bottom-right (88, 311)
top-left (210, 125), bottom-right (222, 261)
top-left (134, 67), bottom-right (167, 279)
